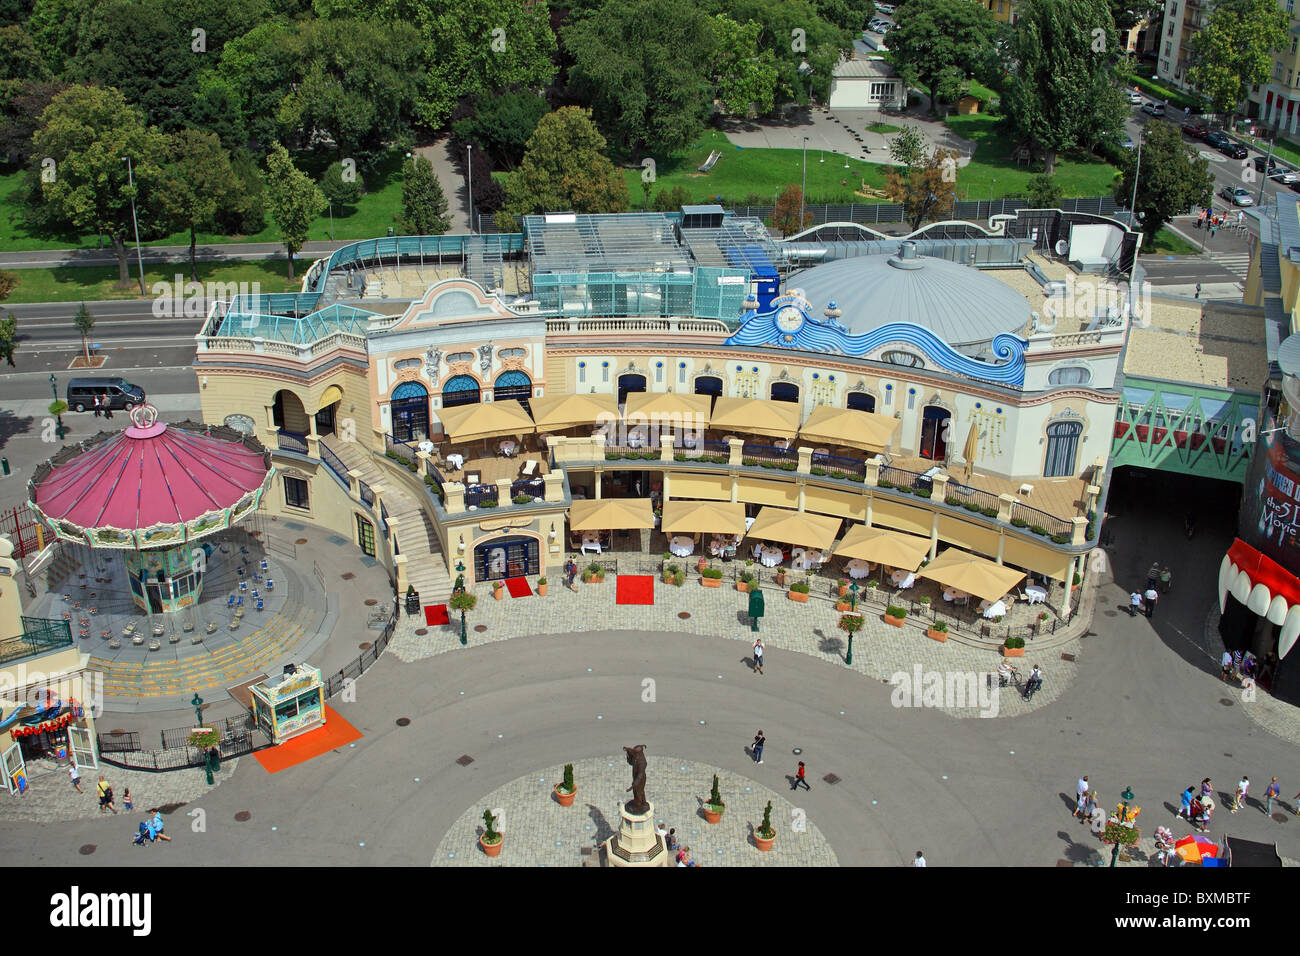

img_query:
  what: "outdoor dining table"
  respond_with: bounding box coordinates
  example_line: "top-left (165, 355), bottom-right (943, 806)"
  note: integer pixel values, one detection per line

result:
top-left (792, 548), bottom-right (823, 571)
top-left (669, 535), bottom-right (694, 557)
top-left (759, 546), bottom-right (783, 568)
top-left (498, 439), bottom-right (518, 457)
top-left (942, 588), bottom-right (969, 603)
top-left (580, 533), bottom-right (602, 555)
top-left (1024, 585), bottom-right (1048, 605)
top-left (845, 559), bottom-right (873, 579)
top-left (890, 569), bottom-right (916, 589)
top-left (445, 453), bottom-right (464, 470)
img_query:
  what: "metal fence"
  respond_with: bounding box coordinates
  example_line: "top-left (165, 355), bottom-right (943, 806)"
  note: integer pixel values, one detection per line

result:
top-left (160, 714), bottom-right (252, 751)
top-left (97, 730), bottom-right (142, 753)
top-left (277, 430), bottom-right (308, 454)
top-left (267, 535), bottom-right (297, 560)
top-left (322, 608), bottom-right (397, 699)
top-left (741, 443), bottom-right (799, 467)
top-left (99, 732), bottom-right (261, 772)
top-left (1009, 501), bottom-right (1073, 540)
top-left (358, 479), bottom-right (375, 507)
top-left (320, 442), bottom-right (351, 490)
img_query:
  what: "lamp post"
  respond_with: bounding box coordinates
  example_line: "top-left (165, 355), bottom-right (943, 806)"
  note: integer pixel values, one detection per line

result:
top-left (800, 136), bottom-right (809, 229)
top-left (120, 156), bottom-right (146, 295)
top-left (849, 580), bottom-right (859, 611)
top-left (190, 691), bottom-right (204, 727)
top-left (1110, 785), bottom-right (1136, 868)
top-left (845, 628), bottom-right (854, 666)
top-left (455, 560), bottom-right (468, 644)
top-left (467, 144), bottom-right (474, 235)
top-left (49, 374), bottom-right (65, 439)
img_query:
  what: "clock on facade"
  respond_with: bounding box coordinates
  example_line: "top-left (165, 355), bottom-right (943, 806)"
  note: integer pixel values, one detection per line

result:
top-left (775, 306), bottom-right (804, 333)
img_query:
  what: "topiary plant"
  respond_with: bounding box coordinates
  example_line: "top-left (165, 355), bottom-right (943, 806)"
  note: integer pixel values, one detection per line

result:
top-left (758, 800), bottom-right (776, 840)
top-left (482, 808), bottom-right (501, 845)
top-left (559, 763), bottom-right (575, 795)
top-left (707, 774), bottom-right (724, 811)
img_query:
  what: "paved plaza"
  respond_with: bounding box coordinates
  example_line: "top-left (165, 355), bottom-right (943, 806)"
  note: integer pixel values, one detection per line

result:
top-left (434, 755), bottom-right (836, 867)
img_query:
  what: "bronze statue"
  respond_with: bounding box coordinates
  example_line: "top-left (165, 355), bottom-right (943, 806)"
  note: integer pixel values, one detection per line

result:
top-left (624, 745), bottom-right (648, 814)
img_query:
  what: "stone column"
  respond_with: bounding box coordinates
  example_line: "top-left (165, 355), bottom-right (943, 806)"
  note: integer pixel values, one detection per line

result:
top-left (444, 481), bottom-right (466, 514)
top-left (796, 446), bottom-right (812, 475)
top-left (728, 438), bottom-right (744, 467)
top-left (796, 478), bottom-right (806, 512)
top-left (1070, 516), bottom-right (1089, 546)
top-left (663, 473), bottom-right (671, 503)
top-left (929, 510), bottom-right (939, 561)
top-left (393, 554), bottom-right (409, 596)
top-left (495, 478), bottom-right (512, 507)
top-left (865, 456), bottom-right (882, 487)
top-left (730, 474), bottom-right (739, 503)
top-left (594, 467), bottom-right (603, 499)
top-left (543, 470), bottom-right (564, 503)
top-left (345, 469), bottom-right (362, 500)
top-left (659, 442), bottom-right (674, 463)
top-left (997, 493), bottom-right (1016, 525)
top-left (931, 472), bottom-right (949, 503)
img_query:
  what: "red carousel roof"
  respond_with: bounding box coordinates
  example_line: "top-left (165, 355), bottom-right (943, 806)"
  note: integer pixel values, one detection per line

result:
top-left (32, 406), bottom-right (269, 532)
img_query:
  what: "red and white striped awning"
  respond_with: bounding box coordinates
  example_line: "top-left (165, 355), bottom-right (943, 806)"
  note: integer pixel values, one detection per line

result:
top-left (1219, 538), bottom-right (1300, 659)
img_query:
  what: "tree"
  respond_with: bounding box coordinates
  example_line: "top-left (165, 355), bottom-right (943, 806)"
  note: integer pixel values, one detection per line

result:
top-left (163, 130), bottom-right (239, 281)
top-left (886, 0), bottom-right (1000, 115)
top-left (399, 155), bottom-right (451, 235)
top-left (883, 126), bottom-right (957, 231)
top-left (1188, 0), bottom-right (1289, 124)
top-left (564, 0), bottom-right (718, 154)
top-left (0, 313), bottom-right (16, 367)
top-left (652, 185), bottom-right (694, 212)
top-left (1026, 173), bottom-right (1063, 209)
top-left (502, 107), bottom-right (629, 217)
top-left (214, 147), bottom-right (268, 236)
top-left (770, 185), bottom-right (813, 237)
top-left (1004, 0), bottom-right (1126, 175)
top-left (0, 79), bottom-right (69, 167)
top-left (452, 90), bottom-right (551, 170)
top-left (1112, 121), bottom-right (1213, 241)
top-left (1110, 0), bottom-right (1164, 35)
top-left (0, 272), bottom-right (15, 301)
top-left (711, 15), bottom-right (779, 118)
top-left (31, 86), bottom-right (171, 287)
top-left (320, 161), bottom-right (364, 209)
top-left (73, 302), bottom-right (93, 365)
top-left (264, 144), bottom-right (325, 280)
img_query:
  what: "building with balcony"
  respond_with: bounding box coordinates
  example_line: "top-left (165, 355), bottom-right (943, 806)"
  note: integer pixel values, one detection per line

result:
top-left (195, 206), bottom-right (1151, 616)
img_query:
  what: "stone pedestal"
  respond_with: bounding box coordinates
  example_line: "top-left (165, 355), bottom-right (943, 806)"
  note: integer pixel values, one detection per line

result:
top-left (604, 800), bottom-right (668, 867)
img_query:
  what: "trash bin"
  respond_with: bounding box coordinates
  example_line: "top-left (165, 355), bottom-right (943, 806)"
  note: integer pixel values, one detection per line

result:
top-left (387, 226), bottom-right (395, 237)
top-left (1, 457), bottom-right (9, 476)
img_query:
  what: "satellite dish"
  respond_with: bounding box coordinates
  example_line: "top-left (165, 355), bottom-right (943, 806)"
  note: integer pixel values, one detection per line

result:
top-left (1054, 239), bottom-right (1069, 255)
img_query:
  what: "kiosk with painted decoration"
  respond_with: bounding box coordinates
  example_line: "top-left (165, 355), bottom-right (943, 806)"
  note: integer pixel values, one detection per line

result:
top-left (249, 665), bottom-right (324, 744)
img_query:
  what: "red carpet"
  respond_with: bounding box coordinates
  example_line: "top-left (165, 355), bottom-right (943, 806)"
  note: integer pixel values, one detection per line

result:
top-left (616, 575), bottom-right (655, 605)
top-left (424, 604), bottom-right (449, 626)
top-left (505, 577), bottom-right (532, 598)
top-left (253, 706), bottom-right (363, 773)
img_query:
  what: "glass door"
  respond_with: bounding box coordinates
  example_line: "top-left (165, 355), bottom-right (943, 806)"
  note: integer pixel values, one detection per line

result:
top-left (2, 741), bottom-right (27, 794)
top-left (69, 724), bottom-right (96, 771)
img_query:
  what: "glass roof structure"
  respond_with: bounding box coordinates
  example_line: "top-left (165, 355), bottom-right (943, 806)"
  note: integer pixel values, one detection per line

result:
top-left (524, 213), bottom-right (693, 275)
top-left (209, 299), bottom-right (379, 344)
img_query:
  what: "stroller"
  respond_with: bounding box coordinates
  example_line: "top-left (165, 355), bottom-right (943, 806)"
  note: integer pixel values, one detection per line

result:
top-left (132, 821), bottom-right (154, 846)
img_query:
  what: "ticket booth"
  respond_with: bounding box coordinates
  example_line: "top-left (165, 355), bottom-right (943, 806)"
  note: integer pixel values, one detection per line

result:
top-left (250, 665), bottom-right (325, 744)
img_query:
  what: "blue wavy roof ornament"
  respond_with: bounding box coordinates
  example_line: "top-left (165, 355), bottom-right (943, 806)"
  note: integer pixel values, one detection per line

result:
top-left (724, 305), bottom-right (1026, 388)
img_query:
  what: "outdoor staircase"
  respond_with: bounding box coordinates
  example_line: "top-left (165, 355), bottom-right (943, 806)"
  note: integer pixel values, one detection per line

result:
top-left (320, 436), bottom-right (451, 607)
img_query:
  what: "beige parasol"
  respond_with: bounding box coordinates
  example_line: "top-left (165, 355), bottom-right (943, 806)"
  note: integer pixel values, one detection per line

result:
top-left (798, 405), bottom-right (900, 453)
top-left (915, 548), bottom-right (1026, 604)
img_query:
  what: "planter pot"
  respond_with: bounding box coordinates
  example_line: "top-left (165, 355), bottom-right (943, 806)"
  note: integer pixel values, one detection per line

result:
top-left (737, 581), bottom-right (751, 593)
top-left (926, 627), bottom-right (949, 642)
top-left (701, 577), bottom-right (721, 588)
top-left (1002, 646), bottom-right (1025, 657)
top-left (775, 574), bottom-right (787, 587)
top-left (586, 575), bottom-right (604, 584)
top-left (836, 601), bottom-right (852, 612)
top-left (702, 806), bottom-right (724, 824)
top-left (664, 574), bottom-right (674, 584)
top-left (755, 832), bottom-right (776, 852)
top-left (788, 590), bottom-right (809, 603)
top-left (837, 585), bottom-right (849, 597)
top-left (554, 786), bottom-right (576, 807)
top-left (537, 584), bottom-right (548, 596)
top-left (493, 588), bottom-right (503, 601)
top-left (480, 835), bottom-right (503, 857)
top-left (884, 614), bottom-right (906, 627)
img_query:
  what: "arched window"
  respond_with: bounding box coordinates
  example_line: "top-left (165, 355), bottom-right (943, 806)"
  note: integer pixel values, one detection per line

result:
top-left (770, 382), bottom-right (800, 403)
top-left (618, 374), bottom-right (646, 405)
top-left (494, 370), bottom-right (532, 413)
top-left (881, 350), bottom-right (925, 369)
top-left (694, 376), bottom-right (723, 397)
top-left (391, 381), bottom-right (429, 442)
top-left (447, 351), bottom-right (474, 364)
top-left (442, 374), bottom-right (480, 409)
top-left (1048, 364), bottom-right (1092, 386)
top-left (1044, 420), bottom-right (1084, 478)
top-left (846, 392), bottom-right (876, 413)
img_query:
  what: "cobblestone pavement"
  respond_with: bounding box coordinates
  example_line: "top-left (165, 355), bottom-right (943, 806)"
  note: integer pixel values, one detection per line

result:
top-left (391, 580), bottom-right (1080, 719)
top-left (0, 755), bottom-right (238, 823)
top-left (433, 755), bottom-right (836, 867)
top-left (1201, 607), bottom-right (1300, 747)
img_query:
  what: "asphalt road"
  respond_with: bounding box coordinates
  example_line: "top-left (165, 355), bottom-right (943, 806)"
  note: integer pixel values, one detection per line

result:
top-left (3, 300), bottom-right (203, 371)
top-left (0, 240), bottom-right (352, 271)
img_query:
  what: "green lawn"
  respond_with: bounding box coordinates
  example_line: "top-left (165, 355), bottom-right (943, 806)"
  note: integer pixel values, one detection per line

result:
top-left (0, 148), bottom-right (410, 252)
top-left (867, 122), bottom-right (901, 134)
top-left (942, 114), bottom-right (1121, 201)
top-left (1145, 227), bottom-right (1201, 256)
top-left (2, 259), bottom-right (300, 303)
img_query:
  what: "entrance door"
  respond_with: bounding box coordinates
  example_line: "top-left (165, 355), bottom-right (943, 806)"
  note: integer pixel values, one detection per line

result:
top-left (68, 724), bottom-right (96, 772)
top-left (2, 741), bottom-right (26, 794)
top-left (618, 374), bottom-right (646, 406)
top-left (475, 536), bottom-right (539, 581)
top-left (919, 406), bottom-right (951, 461)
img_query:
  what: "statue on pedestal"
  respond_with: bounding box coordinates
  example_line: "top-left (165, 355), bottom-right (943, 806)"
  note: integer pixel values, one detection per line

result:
top-left (624, 744), bottom-right (648, 814)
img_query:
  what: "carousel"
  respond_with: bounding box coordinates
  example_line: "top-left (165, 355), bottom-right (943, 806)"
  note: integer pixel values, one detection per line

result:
top-left (26, 404), bottom-right (275, 650)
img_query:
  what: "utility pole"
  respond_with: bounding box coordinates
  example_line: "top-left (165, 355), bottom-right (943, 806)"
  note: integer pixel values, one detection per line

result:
top-left (121, 156), bottom-right (146, 295)
top-left (467, 144), bottom-right (474, 235)
top-left (800, 136), bottom-right (809, 230)
top-left (1129, 136), bottom-right (1142, 230)
top-left (1257, 137), bottom-right (1274, 208)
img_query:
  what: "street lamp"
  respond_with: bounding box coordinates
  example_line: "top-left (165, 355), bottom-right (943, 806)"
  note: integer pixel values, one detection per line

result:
top-left (467, 144), bottom-right (474, 235)
top-left (801, 136), bottom-right (809, 229)
top-left (190, 691), bottom-right (204, 727)
top-left (455, 560), bottom-right (468, 645)
top-left (849, 580), bottom-right (860, 611)
top-left (1110, 785), bottom-right (1136, 868)
top-left (120, 157), bottom-right (146, 295)
top-left (48, 373), bottom-right (65, 439)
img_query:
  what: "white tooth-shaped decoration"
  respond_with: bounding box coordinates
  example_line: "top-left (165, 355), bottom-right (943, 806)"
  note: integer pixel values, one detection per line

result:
top-left (1248, 583), bottom-right (1273, 615)
top-left (1268, 594), bottom-right (1291, 625)
top-left (1281, 606), bottom-right (1300, 660)
top-left (1218, 557), bottom-right (1236, 612)
top-left (1232, 569), bottom-right (1253, 604)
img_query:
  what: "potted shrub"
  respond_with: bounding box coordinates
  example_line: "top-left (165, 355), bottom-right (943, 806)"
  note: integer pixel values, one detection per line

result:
top-left (583, 562), bottom-right (605, 583)
top-left (187, 727), bottom-right (220, 750)
top-left (493, 580), bottom-right (504, 600)
top-left (918, 595), bottom-right (931, 609)
top-left (838, 613), bottom-right (865, 639)
top-left (479, 808), bottom-right (503, 857)
top-left (663, 563), bottom-right (678, 584)
top-left (1035, 610), bottom-right (1048, 632)
top-left (738, 571), bottom-right (757, 593)
top-left (755, 800), bottom-right (777, 852)
top-left (672, 567), bottom-right (686, 586)
top-left (837, 578), bottom-right (850, 597)
top-left (537, 576), bottom-right (548, 597)
top-left (1072, 572), bottom-right (1082, 591)
top-left (927, 620), bottom-right (949, 643)
top-left (702, 775), bottom-right (725, 823)
top-left (554, 763), bottom-right (576, 806)
top-left (701, 567), bottom-right (724, 587)
top-left (836, 596), bottom-right (853, 612)
top-left (788, 580), bottom-right (811, 603)
top-left (775, 567), bottom-right (787, 587)
top-left (1003, 636), bottom-right (1026, 657)
top-left (884, 604), bottom-right (907, 627)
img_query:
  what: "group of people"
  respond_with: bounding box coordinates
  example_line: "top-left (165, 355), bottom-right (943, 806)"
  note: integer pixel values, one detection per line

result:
top-left (654, 821), bottom-right (696, 866)
top-left (1220, 648), bottom-right (1271, 687)
top-left (995, 660), bottom-right (1043, 699)
top-left (89, 394), bottom-right (115, 419)
top-left (1195, 207), bottom-right (1243, 237)
top-left (1126, 563), bottom-right (1173, 618)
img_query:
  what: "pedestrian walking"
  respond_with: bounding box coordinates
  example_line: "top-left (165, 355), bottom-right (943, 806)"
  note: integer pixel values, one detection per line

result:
top-left (1233, 649), bottom-right (1243, 677)
top-left (1177, 785), bottom-right (1194, 818)
top-left (1232, 776), bottom-right (1249, 813)
top-left (92, 394), bottom-right (101, 417)
top-left (752, 730), bottom-right (766, 764)
top-left (96, 775), bottom-right (117, 814)
top-left (1196, 208), bottom-right (1206, 230)
top-left (752, 637), bottom-right (765, 675)
top-left (1075, 775), bottom-right (1090, 816)
top-left (1201, 777), bottom-right (1214, 798)
top-left (123, 787), bottom-right (133, 811)
top-left (665, 828), bottom-right (678, 852)
top-left (103, 401), bottom-right (112, 420)
top-left (1184, 106), bottom-right (1191, 119)
top-left (1159, 566), bottom-right (1172, 593)
top-left (1080, 789), bottom-right (1097, 824)
top-left (1221, 651), bottom-right (1234, 682)
top-left (1210, 221), bottom-right (1219, 239)
top-left (1263, 777), bottom-right (1280, 814)
top-left (912, 850), bottom-right (927, 867)
top-left (1128, 591), bottom-right (1143, 617)
top-left (68, 764), bottom-right (82, 792)
top-left (1238, 210), bottom-right (1245, 227)
top-left (1146, 563), bottom-right (1160, 590)
top-left (792, 760), bottom-right (811, 791)
top-left (564, 556), bottom-right (578, 592)
top-left (1143, 586), bottom-right (1158, 618)
top-left (1195, 282), bottom-right (1202, 299)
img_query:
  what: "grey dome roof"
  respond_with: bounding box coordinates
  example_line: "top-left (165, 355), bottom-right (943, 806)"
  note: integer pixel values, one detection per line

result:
top-left (788, 243), bottom-right (1031, 349)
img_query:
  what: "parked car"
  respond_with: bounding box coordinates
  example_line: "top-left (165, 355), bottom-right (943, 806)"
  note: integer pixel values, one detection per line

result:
top-left (66, 377), bottom-right (146, 412)
top-left (1205, 131), bottom-right (1231, 149)
top-left (1222, 142), bottom-right (1248, 159)
top-left (1252, 155), bottom-right (1278, 172)
top-left (867, 19), bottom-right (887, 32)
top-left (1128, 90), bottom-right (1143, 105)
top-left (1271, 164), bottom-right (1300, 184)
top-left (875, 2), bottom-right (896, 12)
top-left (1181, 122), bottom-right (1208, 139)
top-left (1220, 185), bottom-right (1255, 206)
top-left (1141, 102), bottom-right (1166, 116)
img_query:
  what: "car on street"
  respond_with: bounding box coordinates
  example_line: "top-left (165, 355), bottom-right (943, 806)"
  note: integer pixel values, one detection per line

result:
top-left (1205, 131), bottom-right (1231, 149)
top-left (1253, 155), bottom-right (1278, 172)
top-left (1181, 122), bottom-right (1208, 138)
top-left (1141, 102), bottom-right (1166, 116)
top-left (1128, 90), bottom-right (1143, 104)
top-left (866, 19), bottom-right (887, 32)
top-left (1220, 185), bottom-right (1255, 206)
top-left (875, 2), bottom-right (895, 12)
top-left (1222, 142), bottom-right (1248, 159)
top-left (1271, 164), bottom-right (1300, 184)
